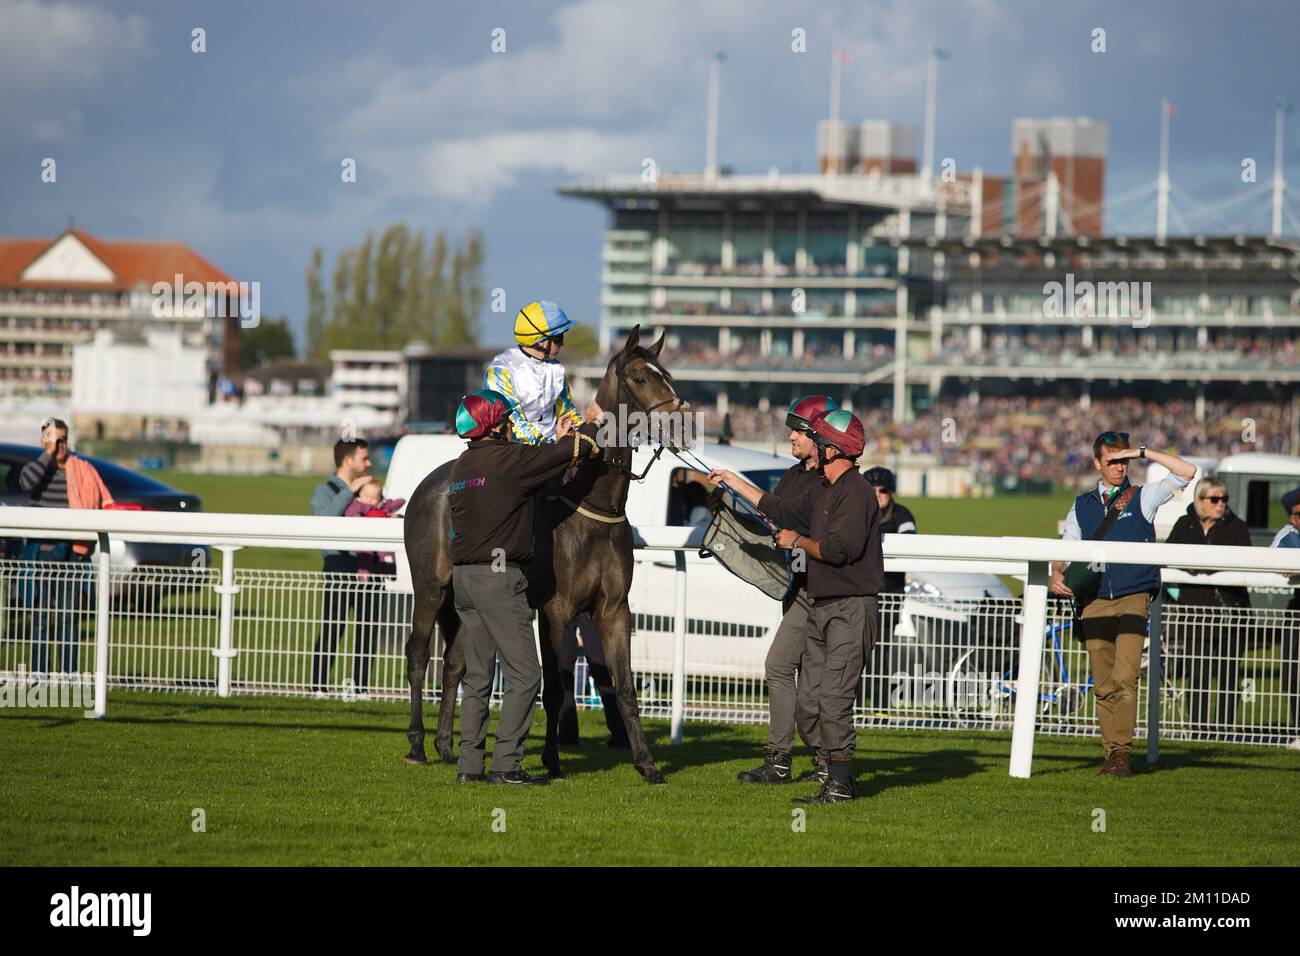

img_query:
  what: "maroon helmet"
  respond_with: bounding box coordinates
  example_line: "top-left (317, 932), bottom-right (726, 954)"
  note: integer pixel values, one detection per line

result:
top-left (808, 408), bottom-right (865, 460)
top-left (785, 395), bottom-right (838, 433)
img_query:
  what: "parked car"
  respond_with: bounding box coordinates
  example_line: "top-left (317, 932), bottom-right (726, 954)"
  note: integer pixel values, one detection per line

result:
top-left (0, 444), bottom-right (207, 581)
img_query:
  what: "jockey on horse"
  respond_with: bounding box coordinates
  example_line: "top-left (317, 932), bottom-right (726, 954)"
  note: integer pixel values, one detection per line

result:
top-left (485, 300), bottom-right (599, 444)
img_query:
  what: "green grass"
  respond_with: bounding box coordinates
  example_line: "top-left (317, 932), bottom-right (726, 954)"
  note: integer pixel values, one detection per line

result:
top-left (1, 693), bottom-right (1296, 866)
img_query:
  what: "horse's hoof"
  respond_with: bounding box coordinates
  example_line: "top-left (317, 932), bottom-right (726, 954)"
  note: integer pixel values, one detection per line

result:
top-left (404, 752), bottom-right (428, 766)
top-left (638, 767), bottom-right (668, 786)
top-left (547, 769), bottom-right (567, 782)
top-left (438, 749), bottom-right (456, 765)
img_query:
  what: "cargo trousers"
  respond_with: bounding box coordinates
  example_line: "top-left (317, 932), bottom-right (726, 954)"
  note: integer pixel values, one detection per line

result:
top-left (452, 564), bottom-right (541, 776)
top-left (765, 588), bottom-right (821, 753)
top-left (796, 594), bottom-right (878, 770)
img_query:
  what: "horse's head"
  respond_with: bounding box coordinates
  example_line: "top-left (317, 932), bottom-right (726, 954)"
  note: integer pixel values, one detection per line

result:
top-left (595, 325), bottom-right (690, 451)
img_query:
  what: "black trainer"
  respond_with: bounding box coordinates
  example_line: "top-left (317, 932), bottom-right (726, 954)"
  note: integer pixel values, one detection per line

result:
top-left (737, 749), bottom-right (793, 784)
top-left (456, 772), bottom-right (486, 783)
top-left (792, 776), bottom-right (857, 804)
top-left (486, 769), bottom-right (551, 786)
top-left (797, 755), bottom-right (829, 784)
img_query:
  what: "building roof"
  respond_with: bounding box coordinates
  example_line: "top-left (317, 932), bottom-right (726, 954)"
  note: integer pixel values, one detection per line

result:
top-left (901, 232), bottom-right (1300, 259)
top-left (0, 228), bottom-right (235, 292)
top-left (559, 171), bottom-right (971, 212)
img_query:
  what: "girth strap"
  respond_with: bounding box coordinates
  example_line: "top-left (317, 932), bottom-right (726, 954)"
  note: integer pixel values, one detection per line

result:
top-left (557, 496), bottom-right (627, 525)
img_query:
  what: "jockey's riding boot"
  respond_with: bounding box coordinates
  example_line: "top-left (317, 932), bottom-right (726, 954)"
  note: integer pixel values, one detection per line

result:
top-left (736, 748), bottom-right (793, 784)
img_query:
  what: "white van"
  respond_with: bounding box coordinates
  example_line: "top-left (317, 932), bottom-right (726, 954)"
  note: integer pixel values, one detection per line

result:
top-left (382, 434), bottom-right (1011, 678)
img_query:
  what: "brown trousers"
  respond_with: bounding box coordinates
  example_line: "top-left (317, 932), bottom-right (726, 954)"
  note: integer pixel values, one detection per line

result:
top-left (1081, 591), bottom-right (1150, 756)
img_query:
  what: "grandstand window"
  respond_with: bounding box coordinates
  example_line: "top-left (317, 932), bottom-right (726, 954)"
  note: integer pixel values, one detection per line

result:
top-left (732, 212), bottom-right (766, 268)
top-left (773, 213), bottom-right (799, 266)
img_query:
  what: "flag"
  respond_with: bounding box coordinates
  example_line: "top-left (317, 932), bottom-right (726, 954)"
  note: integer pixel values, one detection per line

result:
top-left (1278, 96), bottom-right (1293, 114)
top-left (1164, 101), bottom-right (1176, 116)
top-left (836, 49), bottom-right (854, 62)
top-left (713, 50), bottom-right (727, 63)
top-left (934, 47), bottom-right (950, 60)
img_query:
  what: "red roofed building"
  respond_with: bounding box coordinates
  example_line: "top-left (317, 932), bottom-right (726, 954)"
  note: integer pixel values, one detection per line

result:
top-left (0, 228), bottom-right (242, 398)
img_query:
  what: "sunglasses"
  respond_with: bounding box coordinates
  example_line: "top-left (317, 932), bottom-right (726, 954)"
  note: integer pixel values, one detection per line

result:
top-left (1292, 510), bottom-right (1300, 518)
top-left (1096, 431), bottom-right (1129, 445)
top-left (1200, 495), bottom-right (1229, 504)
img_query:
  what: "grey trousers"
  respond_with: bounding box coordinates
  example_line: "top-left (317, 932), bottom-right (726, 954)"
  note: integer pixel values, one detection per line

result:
top-left (797, 595), bottom-right (878, 765)
top-left (765, 589), bottom-right (821, 752)
top-left (452, 564), bottom-right (541, 775)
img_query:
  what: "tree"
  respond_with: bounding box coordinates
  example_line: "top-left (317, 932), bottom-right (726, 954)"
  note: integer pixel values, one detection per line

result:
top-left (305, 246), bottom-right (326, 362)
top-left (240, 315), bottom-right (296, 370)
top-left (309, 225), bottom-right (485, 355)
top-left (564, 322), bottom-right (600, 360)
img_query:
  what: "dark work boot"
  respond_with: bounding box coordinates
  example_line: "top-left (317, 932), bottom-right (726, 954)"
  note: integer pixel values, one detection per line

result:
top-left (736, 748), bottom-right (793, 784)
top-left (797, 755), bottom-right (829, 784)
top-left (792, 776), bottom-right (857, 804)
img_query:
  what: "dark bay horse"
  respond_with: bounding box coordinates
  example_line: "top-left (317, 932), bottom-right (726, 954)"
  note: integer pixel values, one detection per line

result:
top-left (402, 326), bottom-right (685, 784)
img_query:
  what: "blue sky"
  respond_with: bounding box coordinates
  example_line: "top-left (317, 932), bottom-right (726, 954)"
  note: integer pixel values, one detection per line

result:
top-left (2, 0), bottom-right (1298, 349)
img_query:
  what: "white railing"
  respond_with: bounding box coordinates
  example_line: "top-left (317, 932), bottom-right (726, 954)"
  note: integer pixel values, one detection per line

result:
top-left (1, 507), bottom-right (1298, 778)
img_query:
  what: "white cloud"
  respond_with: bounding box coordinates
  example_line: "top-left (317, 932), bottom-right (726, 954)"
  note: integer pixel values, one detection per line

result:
top-left (402, 128), bottom-right (649, 200)
top-left (313, 0), bottom-right (1014, 207)
top-left (0, 0), bottom-right (149, 91)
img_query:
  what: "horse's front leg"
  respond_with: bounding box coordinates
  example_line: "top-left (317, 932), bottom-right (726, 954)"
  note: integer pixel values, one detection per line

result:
top-left (592, 601), bottom-right (666, 785)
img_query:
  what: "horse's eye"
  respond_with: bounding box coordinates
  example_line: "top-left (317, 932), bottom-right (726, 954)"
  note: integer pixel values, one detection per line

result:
top-left (634, 376), bottom-right (645, 385)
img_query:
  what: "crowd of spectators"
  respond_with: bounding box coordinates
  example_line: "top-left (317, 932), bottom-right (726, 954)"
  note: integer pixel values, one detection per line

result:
top-left (934, 331), bottom-right (1300, 370)
top-left (688, 396), bottom-right (1295, 488)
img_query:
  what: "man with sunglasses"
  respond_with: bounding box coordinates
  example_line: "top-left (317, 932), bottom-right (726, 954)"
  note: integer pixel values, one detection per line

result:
top-left (485, 300), bottom-right (591, 445)
top-left (1050, 431), bottom-right (1195, 777)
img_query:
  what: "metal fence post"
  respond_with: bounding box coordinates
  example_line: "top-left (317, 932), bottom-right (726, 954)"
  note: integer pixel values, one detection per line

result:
top-left (670, 549), bottom-right (687, 745)
top-left (1009, 559), bottom-right (1050, 778)
top-left (1147, 588), bottom-right (1164, 766)
top-left (92, 532), bottom-right (111, 719)
top-left (214, 546), bottom-right (242, 698)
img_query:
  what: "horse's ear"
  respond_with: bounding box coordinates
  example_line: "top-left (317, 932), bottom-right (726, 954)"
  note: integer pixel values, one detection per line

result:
top-left (648, 330), bottom-right (665, 359)
top-left (621, 325), bottom-right (641, 356)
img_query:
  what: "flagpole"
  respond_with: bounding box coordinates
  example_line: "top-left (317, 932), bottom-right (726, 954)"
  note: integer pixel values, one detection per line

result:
top-left (705, 52), bottom-right (724, 179)
top-left (1157, 99), bottom-right (1171, 241)
top-left (922, 47), bottom-right (939, 184)
top-left (829, 50), bottom-right (843, 174)
top-left (1272, 97), bottom-right (1289, 237)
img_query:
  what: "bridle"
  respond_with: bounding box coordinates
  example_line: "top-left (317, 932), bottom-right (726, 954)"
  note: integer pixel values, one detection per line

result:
top-left (600, 351), bottom-right (681, 480)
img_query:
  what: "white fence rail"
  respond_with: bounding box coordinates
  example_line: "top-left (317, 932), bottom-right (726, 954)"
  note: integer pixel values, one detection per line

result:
top-left (1, 508), bottom-right (1298, 778)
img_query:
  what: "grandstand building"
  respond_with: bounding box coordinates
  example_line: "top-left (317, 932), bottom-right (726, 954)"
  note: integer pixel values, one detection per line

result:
top-left (561, 114), bottom-right (1300, 465)
top-left (559, 117), bottom-right (1107, 429)
top-left (907, 233), bottom-right (1300, 417)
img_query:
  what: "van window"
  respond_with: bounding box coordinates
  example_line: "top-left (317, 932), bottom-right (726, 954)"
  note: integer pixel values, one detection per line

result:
top-left (1244, 479), bottom-right (1292, 531)
top-left (667, 467), bottom-right (712, 526)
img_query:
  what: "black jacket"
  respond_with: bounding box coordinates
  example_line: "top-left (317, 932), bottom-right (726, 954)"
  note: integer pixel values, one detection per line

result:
top-left (1164, 506), bottom-right (1252, 609)
top-left (758, 467), bottom-right (883, 600)
top-left (878, 500), bottom-right (917, 595)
